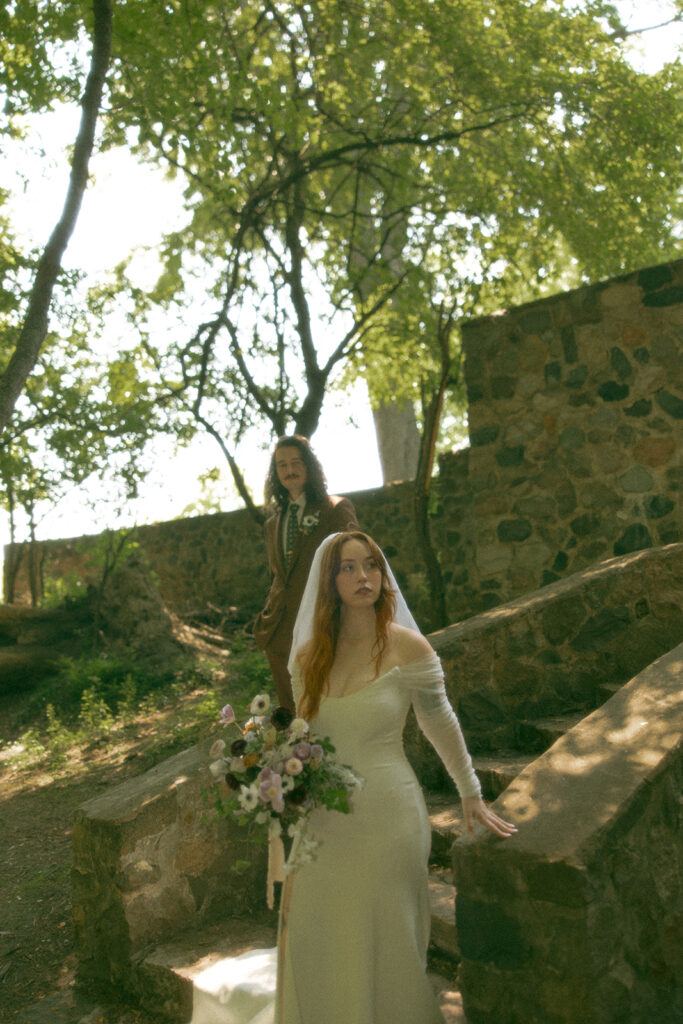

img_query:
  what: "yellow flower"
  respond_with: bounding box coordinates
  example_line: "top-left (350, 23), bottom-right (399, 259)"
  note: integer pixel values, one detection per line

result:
top-left (243, 752), bottom-right (260, 768)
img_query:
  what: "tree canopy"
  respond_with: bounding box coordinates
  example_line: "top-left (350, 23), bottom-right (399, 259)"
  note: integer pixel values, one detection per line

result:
top-left (102, 0), bottom-right (681, 468)
top-left (1, 0), bottom-right (681, 529)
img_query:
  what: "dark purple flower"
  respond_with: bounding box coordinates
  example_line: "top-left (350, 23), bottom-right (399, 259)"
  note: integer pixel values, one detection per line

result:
top-left (271, 705), bottom-right (295, 731)
top-left (231, 738), bottom-right (248, 756)
top-left (225, 773), bottom-right (242, 791)
top-left (287, 786), bottom-right (308, 806)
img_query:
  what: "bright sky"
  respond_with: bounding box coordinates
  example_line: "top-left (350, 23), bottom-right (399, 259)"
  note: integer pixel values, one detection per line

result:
top-left (1, 1), bottom-right (681, 562)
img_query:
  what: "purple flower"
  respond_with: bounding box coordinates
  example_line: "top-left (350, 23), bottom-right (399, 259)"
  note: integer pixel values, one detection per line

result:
top-left (294, 742), bottom-right (312, 761)
top-left (230, 738), bottom-right (248, 756)
top-left (259, 772), bottom-right (284, 814)
top-left (310, 744), bottom-right (324, 761)
top-left (220, 704), bottom-right (235, 725)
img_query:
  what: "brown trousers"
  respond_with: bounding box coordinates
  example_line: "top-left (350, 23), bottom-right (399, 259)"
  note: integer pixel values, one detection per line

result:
top-left (265, 636), bottom-right (296, 711)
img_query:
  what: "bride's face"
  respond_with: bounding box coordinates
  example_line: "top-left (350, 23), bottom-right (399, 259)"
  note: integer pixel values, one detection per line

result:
top-left (335, 538), bottom-right (382, 609)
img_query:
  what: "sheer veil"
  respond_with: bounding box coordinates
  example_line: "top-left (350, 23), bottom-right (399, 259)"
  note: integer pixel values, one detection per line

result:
top-left (287, 532), bottom-right (420, 674)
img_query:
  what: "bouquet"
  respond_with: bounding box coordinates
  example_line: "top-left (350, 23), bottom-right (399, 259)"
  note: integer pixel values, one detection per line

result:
top-left (207, 692), bottom-right (362, 904)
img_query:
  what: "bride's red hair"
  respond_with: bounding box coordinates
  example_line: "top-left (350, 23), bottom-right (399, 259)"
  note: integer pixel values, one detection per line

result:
top-left (297, 532), bottom-right (396, 721)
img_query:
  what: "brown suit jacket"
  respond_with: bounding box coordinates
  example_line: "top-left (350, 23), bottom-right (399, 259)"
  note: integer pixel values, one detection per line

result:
top-left (252, 495), bottom-right (359, 654)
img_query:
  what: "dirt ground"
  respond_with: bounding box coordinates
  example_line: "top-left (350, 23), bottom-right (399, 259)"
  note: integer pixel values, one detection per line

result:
top-left (0, 696), bottom-right (181, 1024)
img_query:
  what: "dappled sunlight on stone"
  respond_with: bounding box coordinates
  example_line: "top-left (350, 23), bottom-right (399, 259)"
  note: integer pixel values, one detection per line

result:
top-left (546, 747), bottom-right (607, 775)
top-left (605, 718), bottom-right (648, 744)
top-left (424, 543), bottom-right (683, 776)
top-left (453, 639), bottom-right (683, 1024)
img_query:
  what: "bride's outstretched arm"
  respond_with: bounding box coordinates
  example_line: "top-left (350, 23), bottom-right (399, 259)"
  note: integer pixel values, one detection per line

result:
top-left (408, 652), bottom-right (517, 838)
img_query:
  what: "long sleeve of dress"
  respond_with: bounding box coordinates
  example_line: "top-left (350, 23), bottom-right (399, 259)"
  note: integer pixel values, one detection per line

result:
top-left (406, 652), bottom-right (482, 800)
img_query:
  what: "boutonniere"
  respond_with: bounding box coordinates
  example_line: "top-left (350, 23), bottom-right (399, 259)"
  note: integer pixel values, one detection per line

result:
top-left (300, 511), bottom-right (321, 535)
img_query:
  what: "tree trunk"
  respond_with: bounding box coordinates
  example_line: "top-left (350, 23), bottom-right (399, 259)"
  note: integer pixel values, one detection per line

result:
top-left (412, 306), bottom-right (460, 631)
top-left (0, 0), bottom-right (113, 434)
top-left (372, 400), bottom-right (421, 483)
top-left (3, 543), bottom-right (25, 605)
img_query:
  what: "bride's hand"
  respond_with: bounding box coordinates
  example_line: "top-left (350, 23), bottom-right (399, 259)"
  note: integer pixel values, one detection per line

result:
top-left (462, 796), bottom-right (517, 838)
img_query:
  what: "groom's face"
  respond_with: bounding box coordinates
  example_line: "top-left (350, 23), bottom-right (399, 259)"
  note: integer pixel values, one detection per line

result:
top-left (276, 446), bottom-right (308, 500)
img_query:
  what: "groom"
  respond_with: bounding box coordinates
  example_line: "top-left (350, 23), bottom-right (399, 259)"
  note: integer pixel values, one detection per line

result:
top-left (252, 435), bottom-right (358, 709)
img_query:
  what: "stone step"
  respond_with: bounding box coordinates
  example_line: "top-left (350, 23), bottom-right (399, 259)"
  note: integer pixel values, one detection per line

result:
top-left (429, 867), bottom-right (459, 963)
top-left (430, 970), bottom-right (467, 1022)
top-left (132, 917), bottom-right (277, 1022)
top-left (515, 711), bottom-right (587, 753)
top-left (472, 752), bottom-right (534, 799)
top-left (427, 792), bottom-right (466, 867)
top-left (133, 909), bottom-right (464, 1023)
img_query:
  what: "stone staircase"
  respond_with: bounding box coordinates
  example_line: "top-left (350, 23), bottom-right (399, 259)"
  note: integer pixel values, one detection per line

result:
top-left (71, 545), bottom-right (683, 1023)
top-left (424, 709), bottom-right (593, 1020)
top-left (125, 713), bottom-right (586, 1023)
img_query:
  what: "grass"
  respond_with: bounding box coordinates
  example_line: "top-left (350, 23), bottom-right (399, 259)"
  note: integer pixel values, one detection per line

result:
top-left (1, 636), bottom-right (272, 777)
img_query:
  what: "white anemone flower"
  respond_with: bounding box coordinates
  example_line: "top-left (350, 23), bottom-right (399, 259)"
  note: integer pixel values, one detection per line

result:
top-left (238, 785), bottom-right (260, 812)
top-left (249, 694), bottom-right (271, 715)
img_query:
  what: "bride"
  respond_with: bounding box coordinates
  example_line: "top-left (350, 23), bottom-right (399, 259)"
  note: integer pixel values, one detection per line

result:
top-left (192, 531), bottom-right (516, 1024)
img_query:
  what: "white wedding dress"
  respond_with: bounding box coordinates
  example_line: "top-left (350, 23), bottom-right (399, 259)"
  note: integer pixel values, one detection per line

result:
top-left (191, 652), bottom-right (480, 1024)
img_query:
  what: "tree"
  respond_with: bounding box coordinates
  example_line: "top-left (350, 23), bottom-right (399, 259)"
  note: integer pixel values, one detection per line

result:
top-left (0, 318), bottom-right (164, 601)
top-left (0, 208), bottom-right (164, 600)
top-left (89, 1), bottom-right (681, 483)
top-left (1, 0), bottom-right (681, 613)
top-left (0, 0), bottom-right (113, 434)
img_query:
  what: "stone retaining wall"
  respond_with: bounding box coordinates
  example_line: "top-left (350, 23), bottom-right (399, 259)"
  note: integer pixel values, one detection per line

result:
top-left (453, 642), bottom-right (683, 1024)
top-left (71, 745), bottom-right (270, 994)
top-left (6, 257), bottom-right (682, 626)
top-left (406, 542), bottom-right (683, 788)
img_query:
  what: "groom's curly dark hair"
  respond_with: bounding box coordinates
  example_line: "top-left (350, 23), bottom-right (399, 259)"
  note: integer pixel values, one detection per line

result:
top-left (264, 434), bottom-right (329, 511)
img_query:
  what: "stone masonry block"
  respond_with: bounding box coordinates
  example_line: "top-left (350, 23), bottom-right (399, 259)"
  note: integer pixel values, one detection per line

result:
top-left (72, 744), bottom-right (268, 993)
top-left (453, 643), bottom-right (683, 1024)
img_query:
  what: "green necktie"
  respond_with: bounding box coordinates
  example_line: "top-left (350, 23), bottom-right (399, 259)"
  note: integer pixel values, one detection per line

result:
top-left (285, 503), bottom-right (299, 566)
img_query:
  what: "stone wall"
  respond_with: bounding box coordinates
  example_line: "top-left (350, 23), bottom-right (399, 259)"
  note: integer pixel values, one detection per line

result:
top-left (3, 479), bottom-right (428, 622)
top-left (71, 744), bottom-right (270, 996)
top-left (453, 641), bottom-right (683, 1024)
top-left (455, 258), bottom-right (683, 617)
top-left (405, 542), bottom-right (683, 786)
top-left (5, 257), bottom-right (682, 626)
